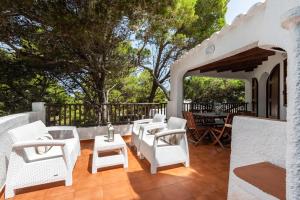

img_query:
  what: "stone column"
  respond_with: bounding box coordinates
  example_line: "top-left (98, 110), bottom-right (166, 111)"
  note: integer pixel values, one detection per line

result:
top-left (32, 102), bottom-right (46, 123)
top-left (168, 70), bottom-right (185, 118)
top-left (282, 6), bottom-right (300, 200)
top-left (244, 79), bottom-right (252, 111)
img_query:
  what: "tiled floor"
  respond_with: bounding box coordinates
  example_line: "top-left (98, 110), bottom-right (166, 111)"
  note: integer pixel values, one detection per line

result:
top-left (1, 136), bottom-right (230, 200)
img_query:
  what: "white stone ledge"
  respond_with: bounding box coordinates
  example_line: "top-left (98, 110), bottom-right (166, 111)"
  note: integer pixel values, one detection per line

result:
top-left (228, 116), bottom-right (286, 200)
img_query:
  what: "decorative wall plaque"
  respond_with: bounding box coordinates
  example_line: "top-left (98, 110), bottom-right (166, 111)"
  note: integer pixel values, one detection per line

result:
top-left (205, 44), bottom-right (215, 55)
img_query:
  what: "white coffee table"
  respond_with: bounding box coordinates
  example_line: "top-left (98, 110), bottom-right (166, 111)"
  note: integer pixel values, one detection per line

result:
top-left (92, 134), bottom-right (128, 173)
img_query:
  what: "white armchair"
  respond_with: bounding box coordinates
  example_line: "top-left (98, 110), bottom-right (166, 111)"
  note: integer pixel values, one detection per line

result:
top-left (131, 114), bottom-right (165, 156)
top-left (5, 120), bottom-right (80, 199)
top-left (139, 117), bottom-right (189, 174)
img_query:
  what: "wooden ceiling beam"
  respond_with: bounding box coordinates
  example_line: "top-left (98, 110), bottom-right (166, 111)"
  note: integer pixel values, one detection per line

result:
top-left (199, 54), bottom-right (272, 72)
top-left (214, 60), bottom-right (264, 73)
top-left (188, 47), bottom-right (275, 73)
top-left (231, 66), bottom-right (258, 72)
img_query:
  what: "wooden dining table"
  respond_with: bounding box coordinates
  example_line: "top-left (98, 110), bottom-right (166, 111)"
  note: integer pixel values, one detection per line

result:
top-left (193, 112), bottom-right (228, 120)
top-left (192, 112), bottom-right (229, 148)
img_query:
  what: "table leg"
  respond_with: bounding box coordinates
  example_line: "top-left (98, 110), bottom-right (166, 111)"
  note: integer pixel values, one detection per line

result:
top-left (122, 145), bottom-right (128, 169)
top-left (92, 149), bottom-right (97, 174)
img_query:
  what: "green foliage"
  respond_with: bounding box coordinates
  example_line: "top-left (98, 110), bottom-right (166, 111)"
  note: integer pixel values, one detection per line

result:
top-left (184, 76), bottom-right (245, 103)
top-left (0, 0), bottom-right (234, 116)
top-left (108, 70), bottom-right (166, 103)
top-left (0, 0), bottom-right (174, 105)
top-left (136, 0), bottom-right (228, 102)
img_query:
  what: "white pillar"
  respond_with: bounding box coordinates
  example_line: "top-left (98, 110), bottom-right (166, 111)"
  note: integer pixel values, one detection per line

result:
top-left (32, 102), bottom-right (46, 123)
top-left (244, 79), bottom-right (252, 111)
top-left (282, 6), bottom-right (300, 200)
top-left (168, 70), bottom-right (184, 118)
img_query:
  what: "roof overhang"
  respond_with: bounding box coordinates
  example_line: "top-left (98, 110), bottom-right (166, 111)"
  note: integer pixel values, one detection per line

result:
top-left (188, 47), bottom-right (276, 74)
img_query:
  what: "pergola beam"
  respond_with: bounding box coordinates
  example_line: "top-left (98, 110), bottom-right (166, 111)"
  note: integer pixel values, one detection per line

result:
top-left (188, 47), bottom-right (275, 74)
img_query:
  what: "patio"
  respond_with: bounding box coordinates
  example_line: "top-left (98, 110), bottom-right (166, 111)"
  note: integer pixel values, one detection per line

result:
top-left (0, 137), bottom-right (230, 200)
top-left (1, 1), bottom-right (300, 200)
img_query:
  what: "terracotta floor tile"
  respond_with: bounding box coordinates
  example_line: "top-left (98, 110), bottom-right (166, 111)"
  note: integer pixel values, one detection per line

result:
top-left (0, 190), bottom-right (4, 200)
top-left (160, 183), bottom-right (194, 200)
top-left (74, 187), bottom-right (103, 200)
top-left (102, 181), bottom-right (134, 200)
top-left (134, 188), bottom-right (164, 200)
top-left (50, 192), bottom-right (75, 200)
top-left (2, 138), bottom-right (230, 200)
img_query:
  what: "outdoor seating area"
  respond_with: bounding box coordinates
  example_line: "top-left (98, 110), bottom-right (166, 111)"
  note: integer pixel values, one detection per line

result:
top-left (2, 0), bottom-right (300, 200)
top-left (0, 135), bottom-right (230, 200)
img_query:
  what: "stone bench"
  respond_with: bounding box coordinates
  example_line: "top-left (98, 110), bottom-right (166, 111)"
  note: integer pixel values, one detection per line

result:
top-left (234, 162), bottom-right (286, 200)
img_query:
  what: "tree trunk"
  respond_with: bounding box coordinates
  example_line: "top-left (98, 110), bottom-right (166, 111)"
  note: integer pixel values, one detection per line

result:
top-left (148, 80), bottom-right (159, 102)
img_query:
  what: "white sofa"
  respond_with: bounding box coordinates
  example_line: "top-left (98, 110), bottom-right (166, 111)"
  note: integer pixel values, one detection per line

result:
top-left (131, 114), bottom-right (165, 156)
top-left (139, 117), bottom-right (189, 174)
top-left (5, 120), bottom-right (80, 199)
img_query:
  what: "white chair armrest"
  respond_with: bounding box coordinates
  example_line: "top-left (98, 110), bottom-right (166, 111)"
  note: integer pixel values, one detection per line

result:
top-left (12, 140), bottom-right (71, 168)
top-left (155, 129), bottom-right (186, 139)
top-left (12, 140), bottom-right (66, 149)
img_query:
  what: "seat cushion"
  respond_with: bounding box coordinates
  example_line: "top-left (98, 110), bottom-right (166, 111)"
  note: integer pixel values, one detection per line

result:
top-left (25, 138), bottom-right (77, 162)
top-left (234, 162), bottom-right (286, 200)
top-left (167, 117), bottom-right (186, 129)
top-left (141, 134), bottom-right (169, 147)
top-left (152, 114), bottom-right (165, 122)
top-left (35, 133), bottom-right (54, 154)
top-left (9, 121), bottom-right (48, 143)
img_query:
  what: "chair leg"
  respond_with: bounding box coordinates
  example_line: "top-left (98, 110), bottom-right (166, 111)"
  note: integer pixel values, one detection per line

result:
top-left (184, 160), bottom-right (190, 167)
top-left (5, 186), bottom-right (15, 199)
top-left (65, 172), bottom-right (73, 186)
top-left (151, 164), bottom-right (157, 174)
top-left (195, 129), bottom-right (209, 146)
top-left (209, 129), bottom-right (225, 149)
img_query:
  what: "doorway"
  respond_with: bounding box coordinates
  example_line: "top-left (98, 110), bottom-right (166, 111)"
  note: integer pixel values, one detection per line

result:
top-left (252, 78), bottom-right (258, 116)
top-left (266, 64), bottom-right (280, 119)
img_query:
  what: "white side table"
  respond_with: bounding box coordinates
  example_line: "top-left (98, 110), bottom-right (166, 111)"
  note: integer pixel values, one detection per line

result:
top-left (92, 134), bottom-right (128, 174)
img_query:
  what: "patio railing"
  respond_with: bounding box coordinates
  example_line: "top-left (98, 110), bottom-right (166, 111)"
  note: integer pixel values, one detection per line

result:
top-left (45, 103), bottom-right (167, 127)
top-left (183, 102), bottom-right (248, 113)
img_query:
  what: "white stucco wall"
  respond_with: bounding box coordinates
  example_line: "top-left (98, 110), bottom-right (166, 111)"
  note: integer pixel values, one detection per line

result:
top-left (169, 0), bottom-right (292, 119)
top-left (228, 116), bottom-right (286, 200)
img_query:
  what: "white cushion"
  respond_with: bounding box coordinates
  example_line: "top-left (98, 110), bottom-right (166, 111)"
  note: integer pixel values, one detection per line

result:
top-left (152, 114), bottom-right (165, 123)
top-left (9, 121), bottom-right (48, 142)
top-left (26, 138), bottom-right (77, 162)
top-left (8, 121), bottom-right (78, 162)
top-left (167, 117), bottom-right (186, 130)
top-left (35, 133), bottom-right (53, 154)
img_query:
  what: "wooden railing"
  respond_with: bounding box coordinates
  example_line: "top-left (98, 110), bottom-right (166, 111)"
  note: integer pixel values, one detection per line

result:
top-left (46, 103), bottom-right (167, 127)
top-left (183, 102), bottom-right (248, 113)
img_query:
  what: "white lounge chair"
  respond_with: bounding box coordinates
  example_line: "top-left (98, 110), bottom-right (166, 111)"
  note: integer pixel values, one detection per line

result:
top-left (139, 117), bottom-right (189, 174)
top-left (5, 120), bottom-right (80, 199)
top-left (131, 114), bottom-right (165, 155)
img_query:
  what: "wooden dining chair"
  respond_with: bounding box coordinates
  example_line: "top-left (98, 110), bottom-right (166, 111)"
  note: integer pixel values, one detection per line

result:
top-left (210, 113), bottom-right (235, 148)
top-left (182, 111), bottom-right (209, 145)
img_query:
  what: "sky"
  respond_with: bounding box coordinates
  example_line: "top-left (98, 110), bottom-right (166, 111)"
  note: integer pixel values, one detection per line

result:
top-left (226, 0), bottom-right (264, 24)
